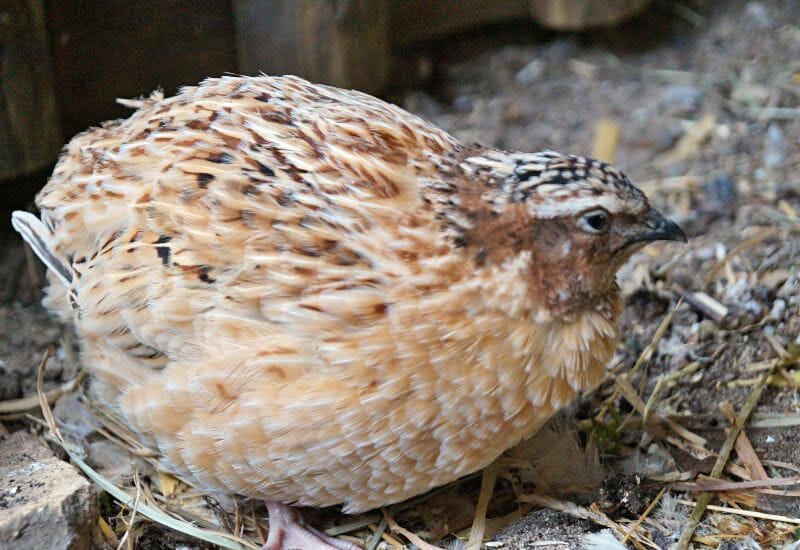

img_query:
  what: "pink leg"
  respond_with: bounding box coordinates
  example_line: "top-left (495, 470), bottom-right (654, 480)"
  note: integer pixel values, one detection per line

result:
top-left (262, 502), bottom-right (362, 550)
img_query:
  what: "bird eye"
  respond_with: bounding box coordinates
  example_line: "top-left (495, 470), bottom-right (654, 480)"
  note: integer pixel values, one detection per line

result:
top-left (578, 209), bottom-right (610, 234)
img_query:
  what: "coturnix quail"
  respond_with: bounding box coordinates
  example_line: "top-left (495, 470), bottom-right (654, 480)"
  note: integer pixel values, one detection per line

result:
top-left (13, 75), bottom-right (685, 549)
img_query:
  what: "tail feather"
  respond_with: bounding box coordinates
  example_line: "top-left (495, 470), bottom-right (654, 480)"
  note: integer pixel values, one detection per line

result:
top-left (11, 210), bottom-right (73, 288)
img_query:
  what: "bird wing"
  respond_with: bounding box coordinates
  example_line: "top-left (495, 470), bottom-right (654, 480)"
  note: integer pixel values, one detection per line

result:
top-left (20, 77), bottom-right (484, 507)
top-left (27, 73), bottom-right (462, 400)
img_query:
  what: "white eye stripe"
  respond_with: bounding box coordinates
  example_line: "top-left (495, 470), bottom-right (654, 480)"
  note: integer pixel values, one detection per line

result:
top-left (526, 195), bottom-right (643, 219)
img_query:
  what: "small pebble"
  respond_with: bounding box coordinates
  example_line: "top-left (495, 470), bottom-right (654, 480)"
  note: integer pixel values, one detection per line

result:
top-left (515, 58), bottom-right (545, 85)
top-left (764, 123), bottom-right (785, 169)
top-left (452, 95), bottom-right (473, 113)
top-left (769, 298), bottom-right (786, 319)
top-left (743, 300), bottom-right (763, 316)
top-left (0, 363), bottom-right (20, 401)
top-left (705, 172), bottom-right (737, 208)
top-left (745, 2), bottom-right (772, 28)
top-left (659, 84), bottom-right (704, 115)
top-left (715, 242), bottom-right (727, 261)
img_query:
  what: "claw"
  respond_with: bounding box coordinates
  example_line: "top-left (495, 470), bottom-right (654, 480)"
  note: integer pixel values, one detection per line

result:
top-left (263, 502), bottom-right (362, 550)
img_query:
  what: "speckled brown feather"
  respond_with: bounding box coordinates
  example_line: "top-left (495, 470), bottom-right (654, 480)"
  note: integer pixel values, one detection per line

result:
top-left (25, 76), bottom-right (635, 512)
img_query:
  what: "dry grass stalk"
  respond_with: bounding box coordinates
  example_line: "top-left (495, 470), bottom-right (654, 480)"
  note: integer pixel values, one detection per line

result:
top-left (622, 487), bottom-right (667, 545)
top-left (591, 118), bottom-right (620, 163)
top-left (325, 514), bottom-right (380, 537)
top-left (117, 469), bottom-right (142, 550)
top-left (594, 301), bottom-right (682, 425)
top-left (675, 352), bottom-right (784, 549)
top-left (466, 459), bottom-right (499, 550)
top-left (97, 516), bottom-right (119, 546)
top-left (655, 113), bottom-right (716, 166)
top-left (672, 476), bottom-right (800, 492)
top-left (662, 361), bottom-right (702, 384)
top-left (615, 376), bottom-right (708, 449)
top-left (636, 175), bottom-right (701, 196)
top-left (705, 227), bottom-right (786, 284)
top-left (381, 507), bottom-right (444, 550)
top-left (719, 402), bottom-right (769, 481)
top-left (477, 504), bottom-right (533, 541)
top-left (676, 499), bottom-right (800, 525)
top-left (642, 374), bottom-right (665, 425)
top-left (34, 346), bottom-right (61, 442)
top-left (750, 413), bottom-right (800, 428)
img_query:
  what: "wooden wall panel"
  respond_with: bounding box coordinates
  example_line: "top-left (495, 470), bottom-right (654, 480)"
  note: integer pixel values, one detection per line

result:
top-left (45, 0), bottom-right (237, 138)
top-left (0, 0), bottom-right (61, 179)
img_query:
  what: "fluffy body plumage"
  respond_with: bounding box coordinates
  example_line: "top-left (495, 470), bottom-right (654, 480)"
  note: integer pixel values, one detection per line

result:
top-left (14, 76), bottom-right (681, 514)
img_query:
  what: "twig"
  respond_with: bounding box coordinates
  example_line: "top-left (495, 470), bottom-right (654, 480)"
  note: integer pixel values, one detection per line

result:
top-left (672, 476), bottom-right (800, 492)
top-left (364, 519), bottom-right (388, 550)
top-left (672, 286), bottom-right (729, 325)
top-left (0, 372), bottom-right (84, 415)
top-left (35, 347), bottom-right (61, 443)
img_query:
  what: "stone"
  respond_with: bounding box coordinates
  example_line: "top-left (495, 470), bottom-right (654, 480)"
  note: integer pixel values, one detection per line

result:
top-left (514, 58), bottom-right (545, 85)
top-left (745, 2), bottom-right (772, 28)
top-left (0, 431), bottom-right (98, 550)
top-left (659, 84), bottom-right (704, 115)
top-left (764, 123), bottom-right (785, 169)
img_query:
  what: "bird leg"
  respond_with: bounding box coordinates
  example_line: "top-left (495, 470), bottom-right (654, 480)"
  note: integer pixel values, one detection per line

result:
top-left (263, 502), bottom-right (362, 550)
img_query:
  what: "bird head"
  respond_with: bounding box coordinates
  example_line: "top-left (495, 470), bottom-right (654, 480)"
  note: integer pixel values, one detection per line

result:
top-left (447, 149), bottom-right (686, 318)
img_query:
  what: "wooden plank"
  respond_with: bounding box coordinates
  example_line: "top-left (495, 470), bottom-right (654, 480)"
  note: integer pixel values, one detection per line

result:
top-left (45, 1), bottom-right (237, 138)
top-left (389, 0), bottom-right (528, 48)
top-left (0, 0), bottom-right (62, 179)
top-left (529, 0), bottom-right (652, 30)
top-left (233, 0), bottom-right (390, 94)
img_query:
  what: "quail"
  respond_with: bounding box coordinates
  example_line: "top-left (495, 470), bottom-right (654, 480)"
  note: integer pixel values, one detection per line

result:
top-left (13, 75), bottom-right (686, 549)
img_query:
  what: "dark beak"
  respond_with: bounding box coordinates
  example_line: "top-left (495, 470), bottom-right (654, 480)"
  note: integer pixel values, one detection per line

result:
top-left (630, 209), bottom-right (687, 244)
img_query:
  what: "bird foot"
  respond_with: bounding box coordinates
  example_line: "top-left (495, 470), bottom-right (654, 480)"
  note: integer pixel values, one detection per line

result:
top-left (263, 502), bottom-right (361, 550)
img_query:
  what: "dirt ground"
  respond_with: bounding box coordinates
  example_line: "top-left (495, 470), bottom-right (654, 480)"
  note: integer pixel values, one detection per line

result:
top-left (1, 1), bottom-right (799, 548)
